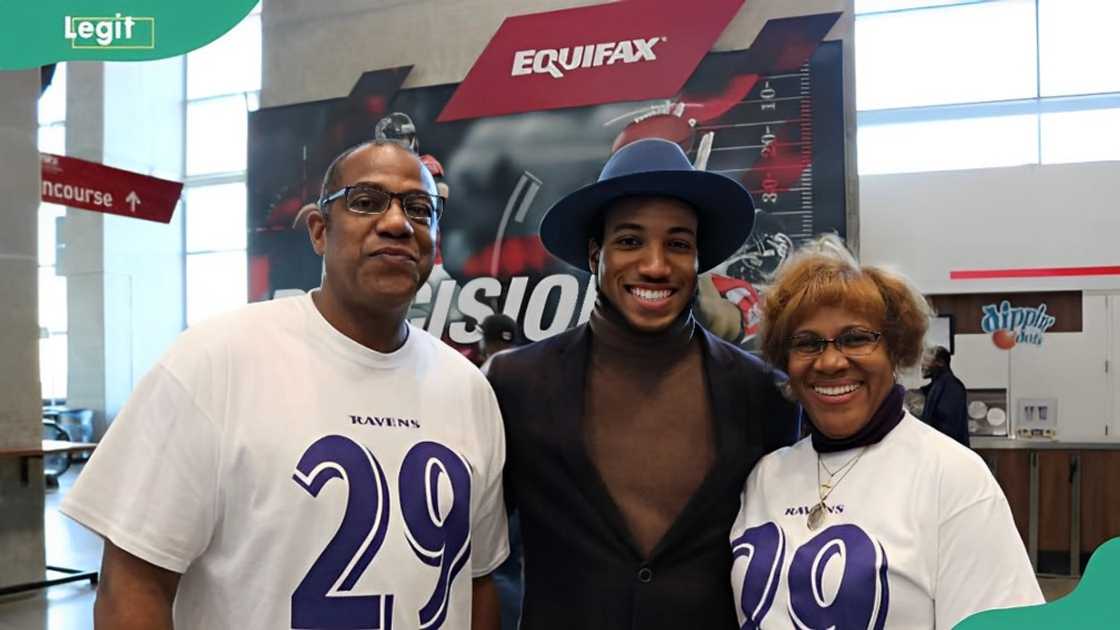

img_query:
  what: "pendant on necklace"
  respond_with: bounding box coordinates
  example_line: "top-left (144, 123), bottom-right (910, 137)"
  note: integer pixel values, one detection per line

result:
top-left (807, 502), bottom-right (826, 531)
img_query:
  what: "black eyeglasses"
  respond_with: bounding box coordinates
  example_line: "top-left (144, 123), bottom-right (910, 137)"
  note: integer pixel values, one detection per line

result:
top-left (319, 184), bottom-right (445, 226)
top-left (789, 328), bottom-right (883, 358)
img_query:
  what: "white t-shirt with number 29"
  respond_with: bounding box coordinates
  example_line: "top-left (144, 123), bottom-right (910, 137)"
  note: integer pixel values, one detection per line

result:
top-left (61, 292), bottom-right (509, 630)
top-left (730, 413), bottom-right (1042, 630)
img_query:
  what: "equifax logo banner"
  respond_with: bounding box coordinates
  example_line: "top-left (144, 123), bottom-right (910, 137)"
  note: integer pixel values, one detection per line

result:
top-left (437, 0), bottom-right (744, 121)
top-left (65, 14), bottom-right (155, 49)
top-left (511, 37), bottom-right (666, 79)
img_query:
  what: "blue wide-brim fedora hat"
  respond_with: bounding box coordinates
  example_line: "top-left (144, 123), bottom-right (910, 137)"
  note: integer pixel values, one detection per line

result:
top-left (539, 138), bottom-right (756, 273)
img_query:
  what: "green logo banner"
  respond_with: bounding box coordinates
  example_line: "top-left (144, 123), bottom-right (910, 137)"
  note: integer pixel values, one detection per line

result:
top-left (0, 0), bottom-right (258, 70)
top-left (956, 537), bottom-right (1120, 629)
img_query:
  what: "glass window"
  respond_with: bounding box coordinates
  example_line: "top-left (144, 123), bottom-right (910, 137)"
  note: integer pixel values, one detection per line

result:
top-left (1039, 0), bottom-right (1120, 97)
top-left (856, 0), bottom-right (1037, 111)
top-left (39, 333), bottom-right (68, 401)
top-left (858, 114), bottom-right (1038, 175)
top-left (38, 62), bottom-right (67, 125)
top-left (38, 204), bottom-right (66, 266)
top-left (186, 183), bottom-right (248, 253)
top-left (38, 124), bottom-right (65, 155)
top-left (38, 266), bottom-right (68, 334)
top-left (186, 95), bottom-right (249, 176)
top-left (186, 13), bottom-right (262, 100)
top-left (186, 251), bottom-right (248, 326)
top-left (856, 0), bottom-right (981, 14)
top-left (1041, 108), bottom-right (1120, 164)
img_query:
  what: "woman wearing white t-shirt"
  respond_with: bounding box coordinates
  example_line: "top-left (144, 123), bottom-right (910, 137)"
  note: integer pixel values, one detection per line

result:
top-left (730, 236), bottom-right (1043, 629)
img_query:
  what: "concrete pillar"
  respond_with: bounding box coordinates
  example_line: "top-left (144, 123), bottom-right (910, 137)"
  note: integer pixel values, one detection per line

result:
top-left (0, 69), bottom-right (46, 589)
top-left (61, 60), bottom-right (185, 438)
top-left (63, 62), bottom-right (110, 438)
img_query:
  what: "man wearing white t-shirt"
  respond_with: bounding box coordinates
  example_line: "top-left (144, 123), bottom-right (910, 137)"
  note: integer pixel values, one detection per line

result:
top-left (61, 140), bottom-right (509, 629)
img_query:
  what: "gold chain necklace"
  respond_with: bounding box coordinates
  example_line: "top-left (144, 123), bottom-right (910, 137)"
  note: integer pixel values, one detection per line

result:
top-left (818, 450), bottom-right (863, 486)
top-left (808, 448), bottom-right (867, 531)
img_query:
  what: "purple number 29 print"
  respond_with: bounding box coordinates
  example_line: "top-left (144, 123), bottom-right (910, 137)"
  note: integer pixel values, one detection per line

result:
top-left (291, 436), bottom-right (474, 630)
top-left (733, 523), bottom-right (890, 629)
top-left (731, 522), bottom-right (785, 629)
top-left (291, 435), bottom-right (394, 629)
top-left (399, 442), bottom-right (472, 630)
top-left (786, 524), bottom-right (889, 630)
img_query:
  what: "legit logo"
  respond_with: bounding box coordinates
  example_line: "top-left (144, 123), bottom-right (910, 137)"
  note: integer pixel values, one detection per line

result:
top-left (511, 37), bottom-right (665, 79)
top-left (65, 14), bottom-right (155, 49)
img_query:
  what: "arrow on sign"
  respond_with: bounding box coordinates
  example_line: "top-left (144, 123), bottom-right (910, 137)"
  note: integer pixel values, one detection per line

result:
top-left (39, 153), bottom-right (183, 224)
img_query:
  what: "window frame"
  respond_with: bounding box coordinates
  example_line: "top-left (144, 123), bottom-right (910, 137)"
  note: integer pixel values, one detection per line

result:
top-left (181, 5), bottom-right (261, 328)
top-left (855, 0), bottom-right (1120, 174)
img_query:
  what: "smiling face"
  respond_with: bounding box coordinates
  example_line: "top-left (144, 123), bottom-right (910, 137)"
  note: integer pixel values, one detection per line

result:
top-left (787, 306), bottom-right (895, 438)
top-left (309, 143), bottom-right (437, 315)
top-left (588, 196), bottom-right (699, 333)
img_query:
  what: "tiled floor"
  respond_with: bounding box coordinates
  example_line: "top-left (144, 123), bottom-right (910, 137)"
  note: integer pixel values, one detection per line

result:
top-left (0, 464), bottom-right (1087, 629)
top-left (1039, 575), bottom-right (1080, 601)
top-left (0, 465), bottom-right (99, 630)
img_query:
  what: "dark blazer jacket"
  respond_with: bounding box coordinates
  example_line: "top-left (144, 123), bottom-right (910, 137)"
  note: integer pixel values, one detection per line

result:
top-left (487, 323), bottom-right (799, 630)
top-left (921, 369), bottom-right (971, 447)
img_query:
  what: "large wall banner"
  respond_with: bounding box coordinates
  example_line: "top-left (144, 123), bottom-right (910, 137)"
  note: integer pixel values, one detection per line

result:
top-left (248, 2), bottom-right (848, 357)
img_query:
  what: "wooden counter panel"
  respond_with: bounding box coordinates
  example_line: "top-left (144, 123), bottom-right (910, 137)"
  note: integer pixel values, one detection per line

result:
top-left (1079, 451), bottom-right (1120, 553)
top-left (985, 450), bottom-right (1030, 546)
top-left (1038, 451), bottom-right (1073, 552)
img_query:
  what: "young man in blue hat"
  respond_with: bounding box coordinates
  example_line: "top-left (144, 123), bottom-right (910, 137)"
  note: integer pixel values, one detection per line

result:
top-left (486, 138), bottom-right (800, 629)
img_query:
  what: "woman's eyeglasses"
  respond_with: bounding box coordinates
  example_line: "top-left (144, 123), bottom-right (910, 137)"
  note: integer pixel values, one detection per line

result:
top-left (788, 329), bottom-right (883, 358)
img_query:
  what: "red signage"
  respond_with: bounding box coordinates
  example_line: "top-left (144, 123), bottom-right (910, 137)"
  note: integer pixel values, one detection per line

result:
top-left (951, 265), bottom-right (1120, 280)
top-left (437, 0), bottom-right (744, 122)
top-left (40, 153), bottom-right (183, 224)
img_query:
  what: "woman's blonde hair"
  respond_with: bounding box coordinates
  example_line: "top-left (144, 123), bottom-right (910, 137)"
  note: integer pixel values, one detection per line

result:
top-left (760, 234), bottom-right (932, 372)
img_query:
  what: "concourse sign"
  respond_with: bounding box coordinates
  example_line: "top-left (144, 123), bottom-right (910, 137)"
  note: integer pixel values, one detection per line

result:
top-left (40, 153), bottom-right (183, 223)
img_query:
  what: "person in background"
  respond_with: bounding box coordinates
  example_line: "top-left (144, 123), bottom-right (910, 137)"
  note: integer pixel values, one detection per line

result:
top-left (731, 235), bottom-right (1042, 629)
top-left (479, 313), bottom-right (519, 374)
top-left (61, 140), bottom-right (507, 630)
top-left (476, 311), bottom-right (524, 630)
top-left (921, 345), bottom-right (971, 447)
top-left (488, 138), bottom-right (799, 629)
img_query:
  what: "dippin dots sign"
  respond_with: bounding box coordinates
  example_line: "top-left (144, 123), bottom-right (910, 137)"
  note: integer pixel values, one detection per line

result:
top-left (981, 301), bottom-right (1056, 349)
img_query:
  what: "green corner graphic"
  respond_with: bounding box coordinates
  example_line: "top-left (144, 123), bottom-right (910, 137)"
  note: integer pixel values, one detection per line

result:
top-left (1, 0), bottom-right (258, 70)
top-left (955, 537), bottom-right (1120, 629)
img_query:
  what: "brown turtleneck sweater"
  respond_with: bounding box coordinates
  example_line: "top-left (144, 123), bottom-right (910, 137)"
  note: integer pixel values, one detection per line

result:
top-left (584, 301), bottom-right (715, 558)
